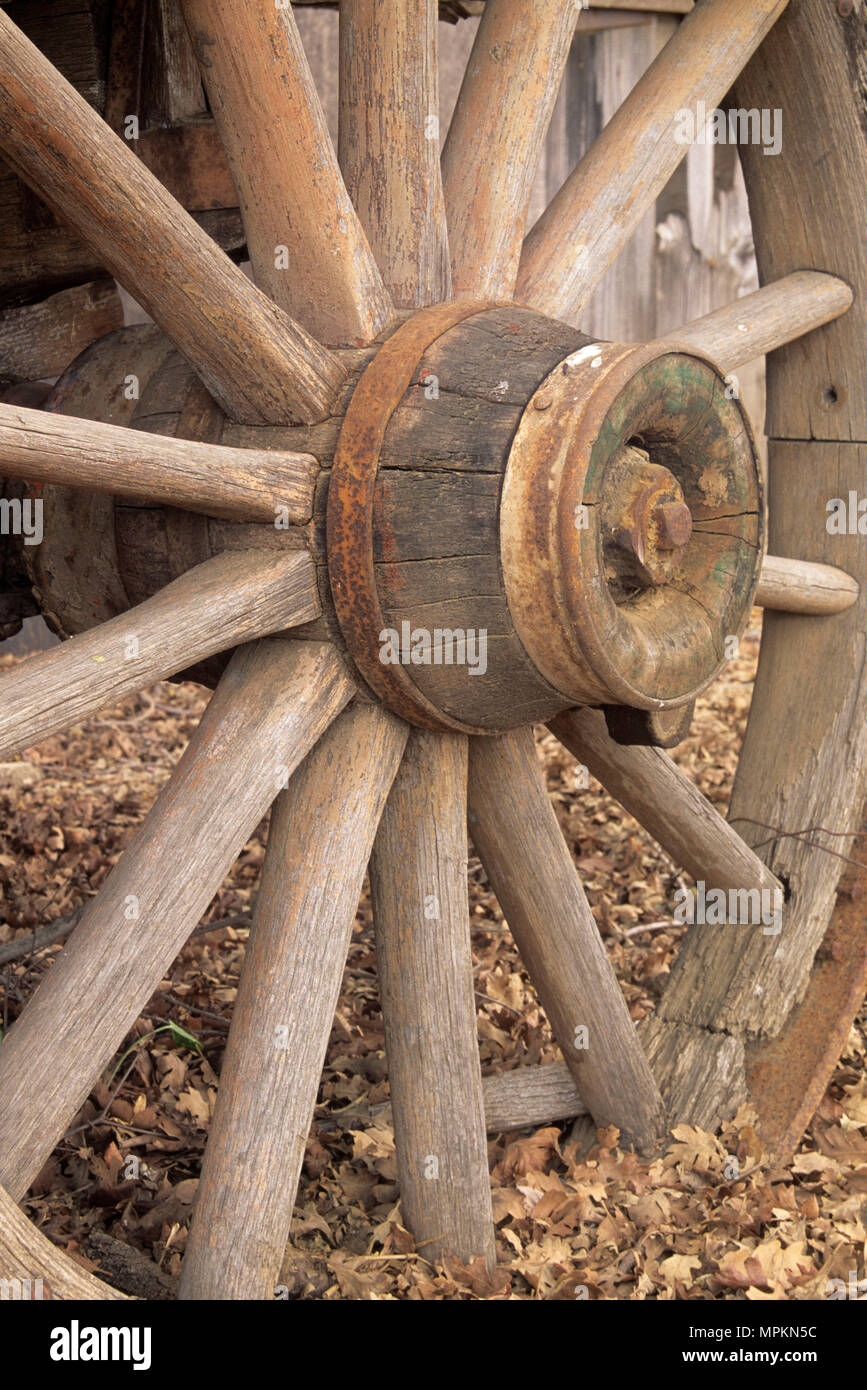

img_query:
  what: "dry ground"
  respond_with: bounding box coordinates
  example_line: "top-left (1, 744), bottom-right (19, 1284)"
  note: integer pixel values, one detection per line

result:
top-left (1, 616), bottom-right (866, 1300)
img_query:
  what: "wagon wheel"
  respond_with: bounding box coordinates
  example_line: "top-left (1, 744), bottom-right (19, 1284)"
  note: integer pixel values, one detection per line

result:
top-left (0, 0), bottom-right (865, 1301)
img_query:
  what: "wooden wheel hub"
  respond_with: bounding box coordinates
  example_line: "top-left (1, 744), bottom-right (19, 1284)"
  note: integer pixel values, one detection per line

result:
top-left (502, 340), bottom-right (764, 713)
top-left (326, 311), bottom-right (764, 731)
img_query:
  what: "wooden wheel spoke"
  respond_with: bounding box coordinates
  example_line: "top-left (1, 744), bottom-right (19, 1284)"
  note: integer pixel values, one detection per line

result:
top-left (757, 556), bottom-right (859, 616)
top-left (179, 704), bottom-right (408, 1301)
top-left (0, 551), bottom-right (320, 761)
top-left (668, 271), bottom-right (853, 371)
top-left (339, 0), bottom-right (449, 309)
top-left (0, 639), bottom-right (354, 1200)
top-left (468, 727), bottom-right (663, 1150)
top-left (442, 0), bottom-right (578, 301)
top-left (550, 707), bottom-right (781, 898)
top-left (517, 0), bottom-right (789, 321)
top-left (370, 729), bottom-right (496, 1269)
top-left (0, 8), bottom-right (345, 425)
top-left (0, 401), bottom-right (318, 523)
top-left (0, 1182), bottom-right (123, 1301)
top-left (180, 0), bottom-right (393, 346)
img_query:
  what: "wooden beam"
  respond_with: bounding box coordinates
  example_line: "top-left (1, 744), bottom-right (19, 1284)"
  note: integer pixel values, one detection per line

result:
top-left (0, 280), bottom-right (123, 385)
top-left (0, 551), bottom-right (321, 761)
top-left (669, 272), bottom-right (853, 371)
top-left (0, 8), bottom-right (345, 424)
top-left (180, 0), bottom-right (393, 346)
top-left (0, 401), bottom-right (318, 523)
top-left (339, 0), bottom-right (450, 308)
top-left (0, 638), bottom-right (354, 1201)
top-left (516, 0), bottom-right (789, 322)
top-left (442, 0), bottom-right (577, 300)
top-left (370, 729), bottom-right (496, 1269)
top-left (757, 556), bottom-right (859, 616)
top-left (179, 705), bottom-right (408, 1301)
top-left (549, 707), bottom-right (782, 896)
top-left (468, 727), bottom-right (664, 1150)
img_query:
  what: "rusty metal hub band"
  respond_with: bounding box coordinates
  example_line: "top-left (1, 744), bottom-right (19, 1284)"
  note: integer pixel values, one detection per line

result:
top-left (326, 300), bottom-right (494, 734)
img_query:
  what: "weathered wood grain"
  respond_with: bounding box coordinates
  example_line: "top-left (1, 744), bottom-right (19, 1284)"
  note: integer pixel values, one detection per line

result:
top-left (657, 442), bottom-right (867, 1040)
top-left (292, 1), bottom-right (693, 15)
top-left (0, 279), bottom-right (122, 384)
top-left (0, 206), bottom-right (247, 307)
top-left (339, 0), bottom-right (449, 308)
top-left (370, 729), bottom-right (496, 1269)
top-left (140, 0), bottom-right (205, 125)
top-left (48, 309), bottom-right (586, 726)
top-left (542, 17), bottom-right (674, 344)
top-left (102, 0), bottom-right (147, 133)
top-left (179, 705), bottom-right (408, 1301)
top-left (0, 550), bottom-right (321, 761)
top-left (734, 1), bottom-right (867, 442)
top-left (468, 727), bottom-right (664, 1150)
top-left (136, 122), bottom-right (238, 212)
top-left (670, 272), bottom-right (853, 372)
top-left (516, 0), bottom-right (789, 321)
top-left (549, 706), bottom-right (783, 897)
top-left (481, 1062), bottom-right (585, 1133)
top-left (0, 8), bottom-right (345, 423)
top-left (22, 325), bottom-right (172, 643)
top-left (442, 0), bottom-right (578, 299)
top-left (756, 555), bottom-right (859, 616)
top-left (0, 400), bottom-right (318, 522)
top-left (180, 0), bottom-right (393, 346)
top-left (0, 1181), bottom-right (124, 1300)
top-left (0, 0), bottom-right (110, 108)
top-left (0, 638), bottom-right (354, 1201)
top-left (645, 0), bottom-right (867, 1131)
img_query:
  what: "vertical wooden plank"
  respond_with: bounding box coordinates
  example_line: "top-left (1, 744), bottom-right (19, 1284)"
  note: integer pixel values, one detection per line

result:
top-left (142, 0), bottom-right (205, 124)
top-left (538, 21), bottom-right (672, 340)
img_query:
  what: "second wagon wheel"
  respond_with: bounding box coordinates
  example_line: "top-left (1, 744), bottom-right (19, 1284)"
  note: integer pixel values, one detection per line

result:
top-left (0, 0), bottom-right (866, 1300)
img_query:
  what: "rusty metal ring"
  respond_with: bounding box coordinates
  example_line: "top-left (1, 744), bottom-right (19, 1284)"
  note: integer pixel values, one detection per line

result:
top-left (327, 300), bottom-right (494, 734)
